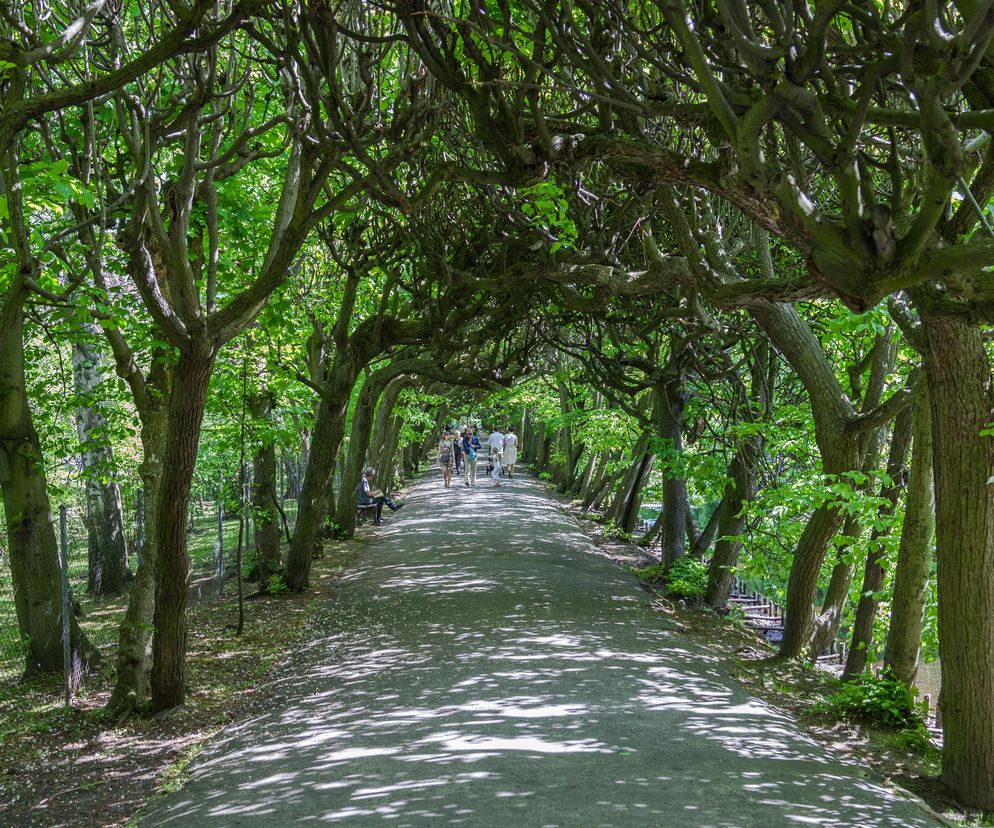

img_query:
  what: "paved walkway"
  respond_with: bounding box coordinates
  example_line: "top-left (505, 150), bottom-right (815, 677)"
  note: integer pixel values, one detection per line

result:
top-left (144, 471), bottom-right (942, 827)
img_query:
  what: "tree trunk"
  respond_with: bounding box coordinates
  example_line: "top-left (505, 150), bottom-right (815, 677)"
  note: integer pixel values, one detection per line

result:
top-left (656, 379), bottom-right (689, 566)
top-left (843, 406), bottom-right (914, 680)
top-left (779, 506), bottom-right (846, 658)
top-left (0, 308), bottom-right (98, 674)
top-left (807, 513), bottom-right (861, 660)
top-left (250, 390), bottom-right (280, 583)
top-left (705, 440), bottom-right (761, 609)
top-left (603, 432), bottom-right (650, 525)
top-left (335, 370), bottom-right (397, 537)
top-left (620, 454), bottom-right (655, 533)
top-left (750, 302), bottom-right (858, 660)
top-left (920, 313), bottom-right (994, 808)
top-left (72, 324), bottom-right (131, 596)
top-left (883, 390), bottom-right (935, 687)
top-left (150, 351), bottom-right (216, 712)
top-left (284, 387), bottom-right (349, 590)
top-left (106, 406), bottom-right (167, 713)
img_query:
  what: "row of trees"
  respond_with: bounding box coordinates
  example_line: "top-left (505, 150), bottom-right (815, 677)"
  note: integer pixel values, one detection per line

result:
top-left (2, 0), bottom-right (994, 809)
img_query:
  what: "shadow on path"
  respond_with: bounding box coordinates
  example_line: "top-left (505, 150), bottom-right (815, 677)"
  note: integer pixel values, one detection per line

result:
top-left (143, 471), bottom-right (942, 827)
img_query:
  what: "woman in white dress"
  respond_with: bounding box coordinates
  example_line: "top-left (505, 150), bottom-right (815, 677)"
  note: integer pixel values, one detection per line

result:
top-left (503, 427), bottom-right (518, 477)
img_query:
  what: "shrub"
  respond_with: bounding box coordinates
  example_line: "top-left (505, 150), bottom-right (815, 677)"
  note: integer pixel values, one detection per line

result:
top-left (724, 604), bottom-right (746, 625)
top-left (628, 564), bottom-right (667, 585)
top-left (265, 574), bottom-right (290, 595)
top-left (602, 522), bottom-right (633, 542)
top-left (666, 557), bottom-right (708, 599)
top-left (814, 670), bottom-right (924, 729)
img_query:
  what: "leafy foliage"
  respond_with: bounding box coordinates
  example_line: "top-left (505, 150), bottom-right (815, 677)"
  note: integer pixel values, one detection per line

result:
top-left (815, 671), bottom-right (925, 730)
top-left (665, 558), bottom-right (709, 600)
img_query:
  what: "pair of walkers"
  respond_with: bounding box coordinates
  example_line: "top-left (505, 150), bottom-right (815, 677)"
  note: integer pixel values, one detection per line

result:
top-left (438, 428), bottom-right (482, 487)
top-left (485, 427), bottom-right (519, 481)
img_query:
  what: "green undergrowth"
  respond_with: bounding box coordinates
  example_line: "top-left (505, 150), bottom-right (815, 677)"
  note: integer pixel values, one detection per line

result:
top-left (0, 540), bottom-right (355, 825)
top-left (813, 670), bottom-right (925, 729)
top-left (627, 557), bottom-right (709, 600)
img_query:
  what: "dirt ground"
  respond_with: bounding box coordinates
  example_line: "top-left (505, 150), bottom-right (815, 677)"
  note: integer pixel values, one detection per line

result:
top-left (0, 542), bottom-right (359, 828)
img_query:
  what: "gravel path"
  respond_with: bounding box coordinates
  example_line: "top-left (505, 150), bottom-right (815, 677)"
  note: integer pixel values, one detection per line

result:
top-left (143, 471), bottom-right (943, 827)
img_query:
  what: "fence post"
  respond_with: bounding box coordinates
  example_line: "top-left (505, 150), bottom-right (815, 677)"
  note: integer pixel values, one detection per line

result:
top-left (59, 505), bottom-right (71, 708)
top-left (135, 488), bottom-right (144, 568)
top-left (214, 498), bottom-right (224, 582)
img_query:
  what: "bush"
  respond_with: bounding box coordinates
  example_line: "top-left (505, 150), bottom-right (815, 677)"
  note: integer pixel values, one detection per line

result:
top-left (628, 564), bottom-right (667, 585)
top-left (602, 522), bottom-right (633, 542)
top-left (666, 557), bottom-right (708, 599)
top-left (724, 604), bottom-right (746, 625)
top-left (814, 670), bottom-right (924, 729)
top-left (265, 574), bottom-right (290, 595)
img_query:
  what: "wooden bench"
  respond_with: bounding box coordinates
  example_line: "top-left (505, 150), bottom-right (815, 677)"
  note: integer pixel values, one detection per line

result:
top-left (356, 503), bottom-right (378, 525)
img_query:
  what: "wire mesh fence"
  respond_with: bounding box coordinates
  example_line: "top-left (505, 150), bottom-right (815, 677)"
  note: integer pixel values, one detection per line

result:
top-left (0, 489), bottom-right (299, 695)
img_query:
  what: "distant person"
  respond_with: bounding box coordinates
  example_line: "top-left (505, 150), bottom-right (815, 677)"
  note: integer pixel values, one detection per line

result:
top-left (503, 427), bottom-right (518, 478)
top-left (452, 428), bottom-right (463, 475)
top-left (359, 468), bottom-right (404, 525)
top-left (462, 427), bottom-right (481, 486)
top-left (488, 427), bottom-right (504, 459)
top-left (490, 447), bottom-right (503, 487)
top-left (437, 431), bottom-right (455, 488)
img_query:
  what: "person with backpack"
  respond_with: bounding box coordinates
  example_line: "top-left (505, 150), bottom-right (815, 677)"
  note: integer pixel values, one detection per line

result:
top-left (462, 427), bottom-right (482, 486)
top-left (437, 431), bottom-right (455, 488)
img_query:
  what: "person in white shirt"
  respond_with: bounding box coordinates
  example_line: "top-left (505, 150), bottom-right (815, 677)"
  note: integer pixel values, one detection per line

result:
top-left (503, 427), bottom-right (518, 477)
top-left (488, 428), bottom-right (504, 455)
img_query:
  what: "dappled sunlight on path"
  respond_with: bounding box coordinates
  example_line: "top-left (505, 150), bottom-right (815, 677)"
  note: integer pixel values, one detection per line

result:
top-left (143, 472), bottom-right (941, 826)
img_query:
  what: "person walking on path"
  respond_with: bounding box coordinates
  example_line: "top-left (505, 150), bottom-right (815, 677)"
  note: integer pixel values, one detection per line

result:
top-left (503, 427), bottom-right (518, 477)
top-left (437, 431), bottom-right (455, 488)
top-left (490, 447), bottom-right (503, 487)
top-left (487, 427), bottom-right (504, 462)
top-left (462, 428), bottom-right (481, 486)
top-left (359, 468), bottom-right (404, 525)
top-left (452, 428), bottom-right (463, 475)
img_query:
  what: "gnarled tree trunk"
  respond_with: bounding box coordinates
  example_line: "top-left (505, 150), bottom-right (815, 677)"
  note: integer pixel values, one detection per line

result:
top-left (920, 314), bottom-right (994, 809)
top-left (150, 351), bottom-right (216, 712)
top-left (843, 405), bottom-right (914, 680)
top-left (0, 308), bottom-right (99, 675)
top-left (883, 390), bottom-right (935, 687)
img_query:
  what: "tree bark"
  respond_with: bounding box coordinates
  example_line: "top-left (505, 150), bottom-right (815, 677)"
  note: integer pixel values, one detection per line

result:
top-left (106, 406), bottom-right (167, 712)
top-left (250, 389), bottom-right (280, 583)
top-left (807, 514), bottom-right (861, 659)
top-left (843, 406), bottom-right (914, 680)
top-left (284, 387), bottom-right (350, 590)
top-left (883, 391), bottom-right (935, 687)
top-left (920, 313), bottom-right (994, 808)
top-left (704, 441), bottom-right (761, 609)
top-left (750, 302), bottom-right (858, 658)
top-left (0, 308), bottom-right (98, 674)
top-left (656, 378), bottom-right (689, 566)
top-left (335, 370), bottom-right (402, 537)
top-left (72, 324), bottom-right (131, 596)
top-left (150, 352), bottom-right (216, 712)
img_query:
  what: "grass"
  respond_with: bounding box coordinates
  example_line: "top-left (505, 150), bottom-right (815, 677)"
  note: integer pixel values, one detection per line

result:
top-left (0, 500), bottom-right (300, 678)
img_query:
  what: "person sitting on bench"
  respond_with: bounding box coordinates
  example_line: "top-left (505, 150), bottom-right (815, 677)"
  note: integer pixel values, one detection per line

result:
top-left (359, 467), bottom-right (404, 526)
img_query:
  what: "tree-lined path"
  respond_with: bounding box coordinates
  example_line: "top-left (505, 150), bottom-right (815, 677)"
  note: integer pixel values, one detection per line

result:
top-left (144, 474), bottom-right (940, 827)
